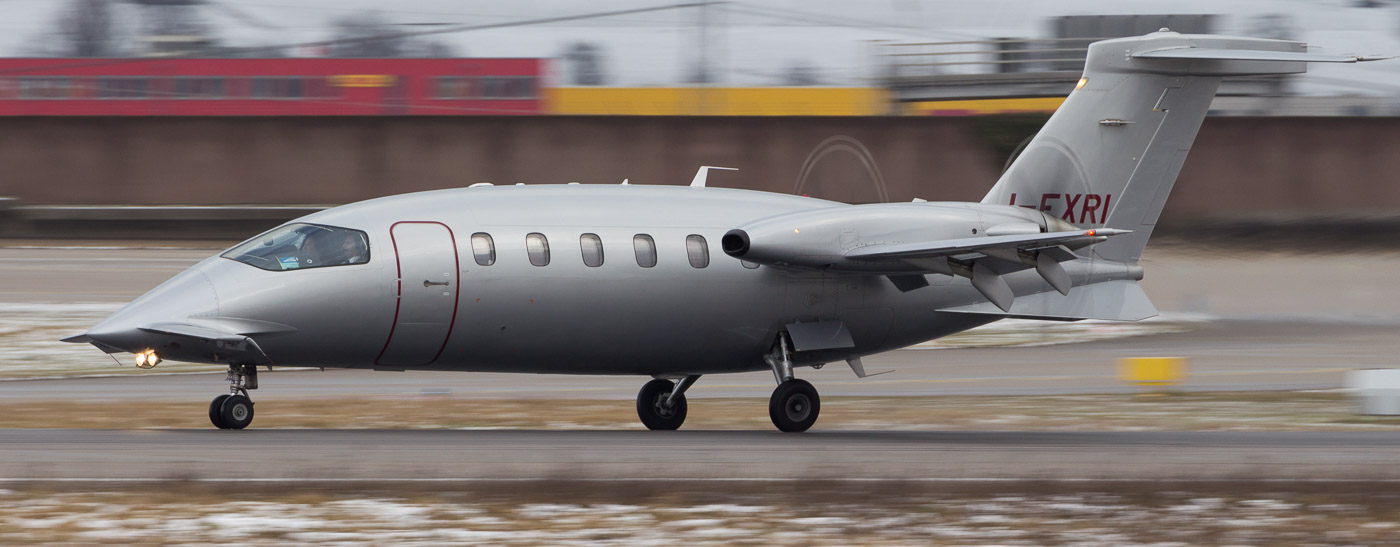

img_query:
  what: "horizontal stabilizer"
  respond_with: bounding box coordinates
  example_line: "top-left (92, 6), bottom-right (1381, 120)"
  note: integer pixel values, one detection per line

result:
top-left (1132, 48), bottom-right (1369, 63)
top-left (939, 280), bottom-right (1157, 321)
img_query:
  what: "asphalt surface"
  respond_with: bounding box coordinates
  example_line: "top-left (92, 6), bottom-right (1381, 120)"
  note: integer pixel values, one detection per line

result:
top-left (3, 429), bottom-right (1400, 482)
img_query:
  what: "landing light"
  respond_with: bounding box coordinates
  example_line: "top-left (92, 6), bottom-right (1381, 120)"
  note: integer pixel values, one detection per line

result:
top-left (793, 228), bottom-right (800, 234)
top-left (1075, 77), bottom-right (1088, 90)
top-left (135, 350), bottom-right (161, 369)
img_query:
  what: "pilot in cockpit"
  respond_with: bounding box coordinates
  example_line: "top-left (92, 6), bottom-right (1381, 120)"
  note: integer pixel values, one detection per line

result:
top-left (299, 231), bottom-right (329, 267)
top-left (337, 231), bottom-right (368, 264)
top-left (300, 229), bottom-right (366, 267)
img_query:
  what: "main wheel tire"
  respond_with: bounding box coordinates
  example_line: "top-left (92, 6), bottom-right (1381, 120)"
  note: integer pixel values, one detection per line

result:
top-left (769, 379), bottom-right (820, 433)
top-left (219, 394), bottom-right (255, 430)
top-left (209, 394), bottom-right (231, 429)
top-left (636, 378), bottom-right (687, 431)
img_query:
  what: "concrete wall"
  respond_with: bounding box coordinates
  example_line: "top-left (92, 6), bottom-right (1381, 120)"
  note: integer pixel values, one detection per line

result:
top-left (1, 116), bottom-right (1396, 221)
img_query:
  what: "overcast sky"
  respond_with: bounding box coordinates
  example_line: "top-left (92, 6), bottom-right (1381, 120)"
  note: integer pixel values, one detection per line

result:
top-left (2, 0), bottom-right (1398, 92)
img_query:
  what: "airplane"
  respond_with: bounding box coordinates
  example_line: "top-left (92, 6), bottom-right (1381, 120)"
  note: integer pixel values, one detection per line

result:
top-left (63, 30), bottom-right (1381, 432)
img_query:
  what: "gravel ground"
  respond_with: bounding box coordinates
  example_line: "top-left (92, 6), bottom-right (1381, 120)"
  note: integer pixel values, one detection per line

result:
top-left (1, 483), bottom-right (1398, 545)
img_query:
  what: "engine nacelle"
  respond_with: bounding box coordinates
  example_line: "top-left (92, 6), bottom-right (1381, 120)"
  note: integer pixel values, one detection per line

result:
top-left (722, 202), bottom-right (1064, 273)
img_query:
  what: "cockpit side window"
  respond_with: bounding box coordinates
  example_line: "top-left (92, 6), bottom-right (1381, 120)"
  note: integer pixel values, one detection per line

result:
top-left (221, 223), bottom-right (371, 271)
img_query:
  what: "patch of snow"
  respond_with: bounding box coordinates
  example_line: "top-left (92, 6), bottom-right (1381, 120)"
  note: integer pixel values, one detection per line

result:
top-left (664, 518), bottom-right (729, 528)
top-left (664, 504), bottom-right (771, 514)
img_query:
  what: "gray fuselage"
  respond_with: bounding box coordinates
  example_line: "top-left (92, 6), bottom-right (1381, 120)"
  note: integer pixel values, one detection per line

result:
top-left (87, 184), bottom-right (1110, 375)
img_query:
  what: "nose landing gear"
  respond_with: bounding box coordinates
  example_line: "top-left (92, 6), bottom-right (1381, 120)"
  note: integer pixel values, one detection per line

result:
top-left (636, 375), bottom-right (699, 430)
top-left (209, 364), bottom-right (257, 430)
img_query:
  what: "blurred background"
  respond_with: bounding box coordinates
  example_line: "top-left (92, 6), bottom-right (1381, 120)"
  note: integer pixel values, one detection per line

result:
top-left (0, 0), bottom-right (1398, 240)
top-left (2, 3), bottom-right (1400, 543)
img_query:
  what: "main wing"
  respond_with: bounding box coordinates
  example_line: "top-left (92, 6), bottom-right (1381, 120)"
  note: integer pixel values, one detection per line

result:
top-left (720, 203), bottom-right (1143, 315)
top-left (847, 228), bottom-right (1130, 307)
top-left (844, 228), bottom-right (1128, 261)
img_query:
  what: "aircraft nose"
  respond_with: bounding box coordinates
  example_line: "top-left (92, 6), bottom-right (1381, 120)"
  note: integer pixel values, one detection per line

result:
top-left (77, 267), bottom-right (221, 352)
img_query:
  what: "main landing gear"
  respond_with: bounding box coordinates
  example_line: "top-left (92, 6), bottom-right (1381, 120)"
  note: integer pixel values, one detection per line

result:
top-left (633, 332), bottom-right (822, 433)
top-left (764, 332), bottom-right (820, 433)
top-left (209, 363), bottom-right (257, 430)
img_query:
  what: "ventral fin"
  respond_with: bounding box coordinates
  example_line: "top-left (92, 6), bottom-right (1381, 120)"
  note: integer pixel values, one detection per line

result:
top-left (847, 357), bottom-right (892, 379)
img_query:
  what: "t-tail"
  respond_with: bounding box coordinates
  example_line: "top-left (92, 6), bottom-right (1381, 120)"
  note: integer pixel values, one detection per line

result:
top-left (982, 29), bottom-right (1377, 264)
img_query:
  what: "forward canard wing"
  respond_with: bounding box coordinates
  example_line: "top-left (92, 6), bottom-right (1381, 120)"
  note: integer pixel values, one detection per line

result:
top-left (138, 322), bottom-right (252, 344)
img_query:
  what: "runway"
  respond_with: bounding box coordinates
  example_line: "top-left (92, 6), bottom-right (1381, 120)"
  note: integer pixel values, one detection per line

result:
top-left (3, 429), bottom-right (1400, 482)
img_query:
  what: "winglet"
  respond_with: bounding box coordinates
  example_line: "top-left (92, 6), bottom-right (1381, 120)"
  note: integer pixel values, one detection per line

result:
top-left (690, 166), bottom-right (738, 188)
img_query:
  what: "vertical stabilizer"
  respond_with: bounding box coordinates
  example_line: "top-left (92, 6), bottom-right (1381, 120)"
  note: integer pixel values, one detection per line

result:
top-left (982, 30), bottom-right (1370, 263)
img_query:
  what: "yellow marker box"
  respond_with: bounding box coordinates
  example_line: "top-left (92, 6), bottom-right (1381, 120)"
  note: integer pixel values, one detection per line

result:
top-left (1118, 357), bottom-right (1188, 387)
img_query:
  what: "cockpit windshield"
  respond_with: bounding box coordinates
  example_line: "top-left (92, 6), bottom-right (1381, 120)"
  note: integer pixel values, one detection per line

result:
top-left (221, 223), bottom-right (370, 271)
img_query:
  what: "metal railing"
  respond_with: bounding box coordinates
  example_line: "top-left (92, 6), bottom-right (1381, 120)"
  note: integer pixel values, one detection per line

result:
top-left (877, 37), bottom-right (1104, 82)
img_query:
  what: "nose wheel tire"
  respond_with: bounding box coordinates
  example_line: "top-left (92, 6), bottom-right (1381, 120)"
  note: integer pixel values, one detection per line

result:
top-left (769, 379), bottom-right (820, 433)
top-left (217, 394), bottom-right (255, 430)
top-left (636, 378), bottom-right (688, 430)
top-left (209, 394), bottom-right (231, 429)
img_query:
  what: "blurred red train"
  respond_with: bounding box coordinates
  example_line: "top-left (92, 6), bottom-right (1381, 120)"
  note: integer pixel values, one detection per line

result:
top-left (0, 57), bottom-right (546, 115)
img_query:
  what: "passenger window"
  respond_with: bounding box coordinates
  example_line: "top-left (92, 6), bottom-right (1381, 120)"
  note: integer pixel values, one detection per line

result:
top-left (471, 233), bottom-right (495, 266)
top-left (526, 232), bottom-right (550, 266)
top-left (580, 233), bottom-right (604, 267)
top-left (686, 235), bottom-right (709, 269)
top-left (221, 223), bottom-right (369, 271)
top-left (633, 234), bottom-right (657, 268)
